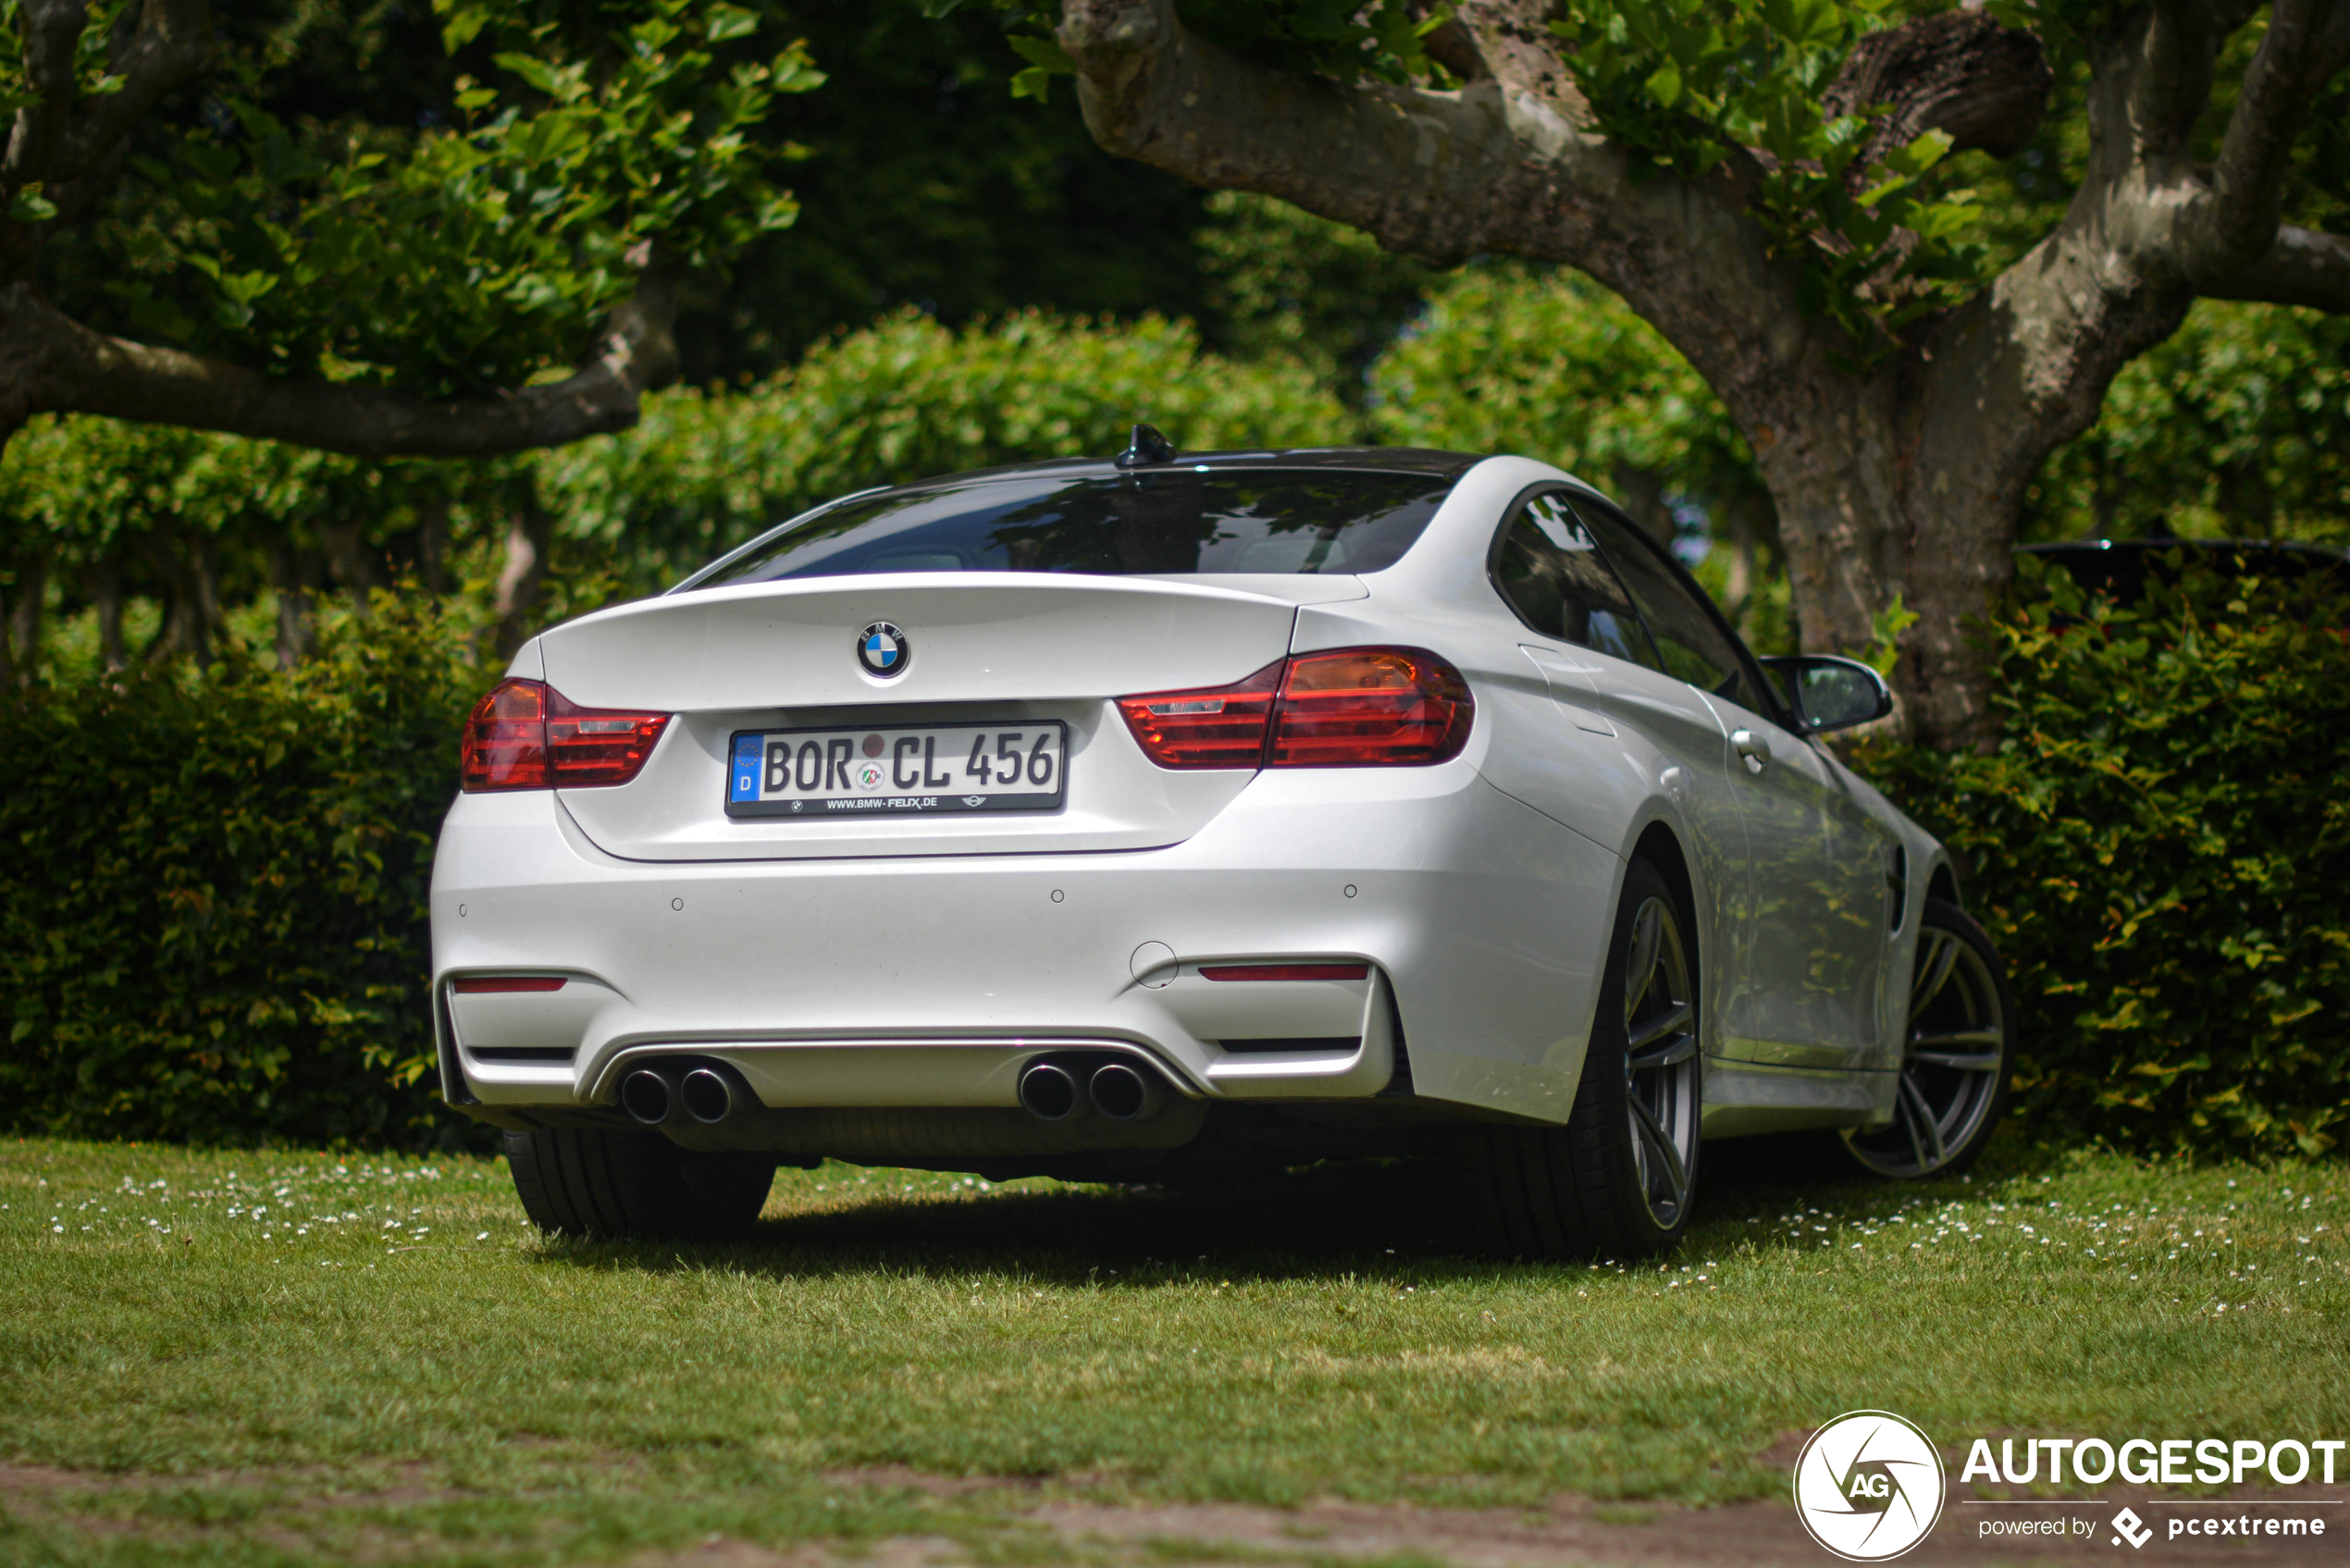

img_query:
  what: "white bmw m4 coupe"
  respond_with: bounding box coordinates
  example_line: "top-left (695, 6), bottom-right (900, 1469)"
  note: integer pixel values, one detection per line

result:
top-left (430, 431), bottom-right (2015, 1257)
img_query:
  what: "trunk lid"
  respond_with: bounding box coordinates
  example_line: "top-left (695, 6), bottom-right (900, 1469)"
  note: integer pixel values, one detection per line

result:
top-left (538, 574), bottom-right (1364, 861)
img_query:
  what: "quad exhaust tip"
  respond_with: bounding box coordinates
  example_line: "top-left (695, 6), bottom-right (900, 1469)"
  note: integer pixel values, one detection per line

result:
top-left (1017, 1056), bottom-right (1172, 1121)
top-left (622, 1059), bottom-right (756, 1127)
top-left (1088, 1061), bottom-right (1163, 1121)
top-left (680, 1065), bottom-right (747, 1125)
top-left (1017, 1062), bottom-right (1083, 1121)
top-left (621, 1067), bottom-right (674, 1127)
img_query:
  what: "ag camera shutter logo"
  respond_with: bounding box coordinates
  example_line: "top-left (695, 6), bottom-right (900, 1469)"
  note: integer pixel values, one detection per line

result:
top-left (1793, 1411), bottom-right (1947, 1561)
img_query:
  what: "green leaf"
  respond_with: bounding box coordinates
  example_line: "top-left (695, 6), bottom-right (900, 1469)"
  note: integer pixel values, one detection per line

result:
top-left (492, 52), bottom-right (563, 97)
top-left (705, 4), bottom-right (759, 42)
top-left (1877, 129), bottom-right (1954, 179)
top-left (8, 187), bottom-right (58, 223)
top-left (438, 4), bottom-right (490, 53)
top-left (1007, 34), bottom-right (1074, 74)
top-left (1646, 62), bottom-right (1682, 108)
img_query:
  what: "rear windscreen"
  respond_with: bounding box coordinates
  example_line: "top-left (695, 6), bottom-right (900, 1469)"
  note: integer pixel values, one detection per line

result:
top-left (680, 469), bottom-right (1459, 588)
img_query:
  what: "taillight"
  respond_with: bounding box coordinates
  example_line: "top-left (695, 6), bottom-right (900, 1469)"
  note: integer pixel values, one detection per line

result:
top-left (461, 679), bottom-right (549, 790)
top-left (460, 678), bottom-right (670, 792)
top-left (1270, 648), bottom-right (1473, 767)
top-left (1116, 648), bottom-right (1472, 770)
top-left (1115, 661), bottom-right (1283, 768)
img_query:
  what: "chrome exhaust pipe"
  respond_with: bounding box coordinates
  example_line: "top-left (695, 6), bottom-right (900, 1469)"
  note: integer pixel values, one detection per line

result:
top-left (1088, 1061), bottom-right (1164, 1121)
top-left (680, 1063), bottom-right (751, 1126)
top-left (620, 1067), bottom-right (675, 1126)
top-left (1017, 1061), bottom-right (1084, 1121)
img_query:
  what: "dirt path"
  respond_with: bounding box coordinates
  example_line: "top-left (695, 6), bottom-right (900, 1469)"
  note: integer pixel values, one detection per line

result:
top-left (6, 1461), bottom-right (2342, 1566)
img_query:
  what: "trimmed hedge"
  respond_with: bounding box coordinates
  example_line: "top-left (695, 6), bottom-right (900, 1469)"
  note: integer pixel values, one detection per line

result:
top-left (5, 561), bottom-right (2345, 1154)
top-left (0, 603), bottom-right (474, 1146)
top-left (1855, 556), bottom-right (2350, 1156)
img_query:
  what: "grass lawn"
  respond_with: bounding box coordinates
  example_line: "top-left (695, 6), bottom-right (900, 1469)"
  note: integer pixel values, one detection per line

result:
top-left (2, 1130), bottom-right (2345, 1565)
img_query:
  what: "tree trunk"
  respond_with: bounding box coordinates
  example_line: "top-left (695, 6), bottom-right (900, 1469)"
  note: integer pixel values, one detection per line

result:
top-left (86, 554), bottom-right (125, 670)
top-left (142, 528), bottom-right (221, 668)
top-left (322, 522), bottom-right (380, 620)
top-left (3, 551), bottom-right (43, 685)
top-left (492, 484), bottom-right (554, 660)
top-left (266, 541), bottom-right (317, 669)
top-left (415, 496), bottom-right (452, 597)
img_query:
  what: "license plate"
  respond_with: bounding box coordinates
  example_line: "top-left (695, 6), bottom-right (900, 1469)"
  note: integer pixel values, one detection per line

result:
top-left (726, 722), bottom-right (1069, 818)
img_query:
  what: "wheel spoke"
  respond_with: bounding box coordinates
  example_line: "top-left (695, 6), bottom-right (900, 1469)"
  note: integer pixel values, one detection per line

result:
top-left (1627, 1031), bottom-right (1698, 1074)
top-left (1899, 1072), bottom-right (1948, 1169)
top-left (1911, 1027), bottom-right (2001, 1051)
top-left (1624, 902), bottom-right (1662, 1015)
top-left (1911, 1049), bottom-right (2003, 1072)
top-left (1908, 932), bottom-right (1959, 1025)
top-left (1627, 1093), bottom-right (1689, 1212)
top-left (1627, 1001), bottom-right (1695, 1056)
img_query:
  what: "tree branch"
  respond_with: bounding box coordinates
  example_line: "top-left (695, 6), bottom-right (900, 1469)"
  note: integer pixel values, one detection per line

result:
top-left (51, 0), bottom-right (210, 211)
top-left (2199, 222), bottom-right (2350, 312)
top-left (2190, 0), bottom-right (2350, 278)
top-left (1055, 0), bottom-right (1810, 414)
top-left (0, 276), bottom-right (683, 457)
top-left (1823, 10), bottom-right (2053, 167)
top-left (2, 0), bottom-right (87, 204)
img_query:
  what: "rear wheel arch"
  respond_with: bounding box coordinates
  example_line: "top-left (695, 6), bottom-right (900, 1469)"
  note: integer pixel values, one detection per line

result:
top-left (1627, 821), bottom-right (1700, 986)
top-left (1925, 859), bottom-right (1961, 909)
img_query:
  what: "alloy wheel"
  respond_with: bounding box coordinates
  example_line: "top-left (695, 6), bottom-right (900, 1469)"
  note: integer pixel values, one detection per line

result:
top-left (1845, 923), bottom-right (2009, 1178)
top-left (1621, 895), bottom-right (1701, 1227)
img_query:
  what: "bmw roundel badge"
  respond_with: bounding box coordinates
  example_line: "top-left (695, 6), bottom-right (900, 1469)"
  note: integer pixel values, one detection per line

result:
top-left (857, 622), bottom-right (910, 679)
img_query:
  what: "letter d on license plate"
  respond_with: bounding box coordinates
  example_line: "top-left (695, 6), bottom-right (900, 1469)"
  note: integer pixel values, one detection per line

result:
top-left (726, 722), bottom-right (1069, 818)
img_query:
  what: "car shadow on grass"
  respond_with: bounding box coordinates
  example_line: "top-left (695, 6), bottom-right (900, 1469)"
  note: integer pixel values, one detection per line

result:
top-left (532, 1128), bottom-right (2024, 1285)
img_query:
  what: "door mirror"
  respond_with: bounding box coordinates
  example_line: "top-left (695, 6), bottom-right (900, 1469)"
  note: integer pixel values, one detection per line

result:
top-left (1759, 655), bottom-right (1892, 734)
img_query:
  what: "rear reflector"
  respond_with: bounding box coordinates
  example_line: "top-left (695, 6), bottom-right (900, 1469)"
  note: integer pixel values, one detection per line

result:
top-left (461, 678), bottom-right (671, 791)
top-left (450, 976), bottom-right (568, 994)
top-left (1117, 647), bottom-right (1471, 770)
top-left (1199, 963), bottom-right (1370, 982)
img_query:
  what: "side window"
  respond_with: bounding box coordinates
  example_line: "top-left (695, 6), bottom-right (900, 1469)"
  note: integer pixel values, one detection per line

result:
top-left (1571, 502), bottom-right (1771, 715)
top-left (1490, 494), bottom-right (1663, 671)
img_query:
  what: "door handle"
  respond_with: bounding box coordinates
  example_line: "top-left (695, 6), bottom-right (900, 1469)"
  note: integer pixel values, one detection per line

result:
top-left (1731, 728), bottom-right (1772, 774)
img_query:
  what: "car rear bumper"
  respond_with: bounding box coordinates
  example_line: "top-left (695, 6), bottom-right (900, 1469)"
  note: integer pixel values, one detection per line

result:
top-left (428, 763), bottom-right (1619, 1128)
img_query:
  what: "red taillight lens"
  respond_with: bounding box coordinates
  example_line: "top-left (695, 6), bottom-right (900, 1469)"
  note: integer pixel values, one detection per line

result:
top-left (1115, 660), bottom-right (1284, 769)
top-left (1117, 648), bottom-right (1473, 771)
top-left (450, 976), bottom-right (568, 994)
top-left (1271, 648), bottom-right (1473, 767)
top-left (460, 678), bottom-right (670, 792)
top-left (1200, 963), bottom-right (1370, 982)
top-left (461, 678), bottom-right (550, 790)
top-left (546, 688), bottom-right (671, 786)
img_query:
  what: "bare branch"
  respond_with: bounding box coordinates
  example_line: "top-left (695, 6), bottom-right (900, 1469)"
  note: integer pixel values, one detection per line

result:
top-left (1823, 10), bottom-right (2054, 167)
top-left (53, 0), bottom-right (210, 204)
top-left (2, 0), bottom-right (88, 202)
top-left (2199, 223), bottom-right (2350, 312)
top-left (1448, 0), bottom-right (1587, 120)
top-left (1055, 0), bottom-right (1812, 416)
top-left (2191, 0), bottom-right (2350, 278)
top-left (0, 276), bottom-right (683, 457)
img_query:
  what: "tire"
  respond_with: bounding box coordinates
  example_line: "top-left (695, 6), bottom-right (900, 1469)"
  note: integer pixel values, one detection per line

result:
top-left (504, 1127), bottom-right (775, 1241)
top-left (1841, 896), bottom-right (2014, 1179)
top-left (1468, 856), bottom-right (1702, 1260)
